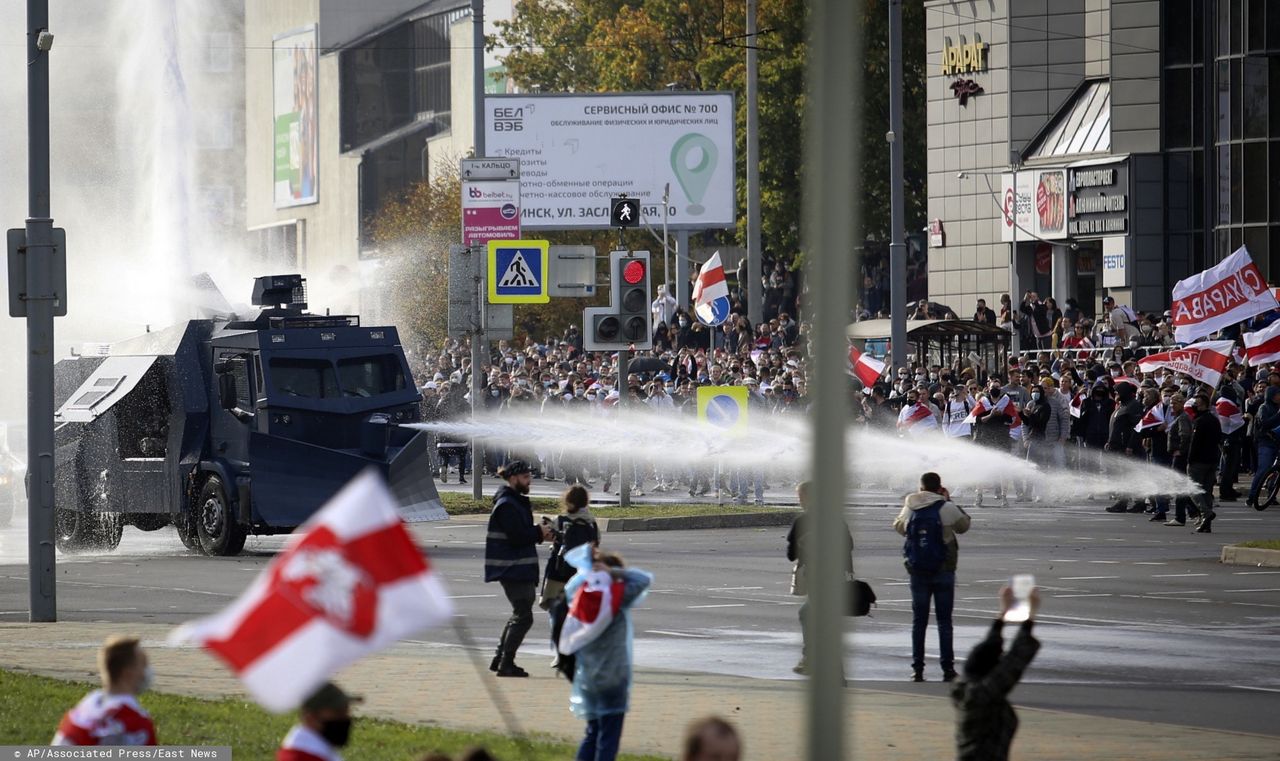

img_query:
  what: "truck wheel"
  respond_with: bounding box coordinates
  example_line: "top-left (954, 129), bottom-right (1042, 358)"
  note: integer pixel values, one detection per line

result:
top-left (54, 509), bottom-right (122, 553)
top-left (196, 476), bottom-right (245, 556)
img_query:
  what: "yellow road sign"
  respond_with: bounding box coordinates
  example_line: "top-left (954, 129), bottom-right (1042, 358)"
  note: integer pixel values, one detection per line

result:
top-left (697, 385), bottom-right (749, 433)
top-left (488, 240), bottom-right (550, 304)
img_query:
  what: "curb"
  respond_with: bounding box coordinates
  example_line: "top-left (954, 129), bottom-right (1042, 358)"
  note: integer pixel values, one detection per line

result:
top-left (1220, 544), bottom-right (1280, 567)
top-left (594, 510), bottom-right (796, 532)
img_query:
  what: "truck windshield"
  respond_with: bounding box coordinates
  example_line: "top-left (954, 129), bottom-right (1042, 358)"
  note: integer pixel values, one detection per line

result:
top-left (336, 355), bottom-right (407, 398)
top-left (270, 358), bottom-right (341, 399)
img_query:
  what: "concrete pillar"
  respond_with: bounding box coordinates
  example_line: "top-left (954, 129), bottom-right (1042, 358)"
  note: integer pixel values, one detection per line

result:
top-left (1051, 243), bottom-right (1074, 304)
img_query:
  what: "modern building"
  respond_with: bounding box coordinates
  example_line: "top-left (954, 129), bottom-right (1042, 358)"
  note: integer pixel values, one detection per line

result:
top-left (924, 0), bottom-right (1279, 319)
top-left (243, 0), bottom-right (478, 318)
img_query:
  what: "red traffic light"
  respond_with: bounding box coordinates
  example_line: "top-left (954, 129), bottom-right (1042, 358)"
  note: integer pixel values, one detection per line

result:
top-left (622, 259), bottom-right (646, 285)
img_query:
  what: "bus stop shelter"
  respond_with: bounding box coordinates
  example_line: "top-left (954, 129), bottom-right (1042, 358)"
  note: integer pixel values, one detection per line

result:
top-left (847, 318), bottom-right (1010, 374)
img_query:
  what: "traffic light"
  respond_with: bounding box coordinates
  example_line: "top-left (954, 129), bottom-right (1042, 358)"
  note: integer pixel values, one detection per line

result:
top-left (583, 250), bottom-right (653, 351)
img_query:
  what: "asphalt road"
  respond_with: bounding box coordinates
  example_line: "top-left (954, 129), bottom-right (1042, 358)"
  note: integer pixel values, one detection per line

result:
top-left (2, 489), bottom-right (1279, 736)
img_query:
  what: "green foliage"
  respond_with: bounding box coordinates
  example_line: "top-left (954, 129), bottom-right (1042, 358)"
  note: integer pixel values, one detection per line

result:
top-left (0, 669), bottom-right (664, 760)
top-left (495, 0), bottom-right (927, 258)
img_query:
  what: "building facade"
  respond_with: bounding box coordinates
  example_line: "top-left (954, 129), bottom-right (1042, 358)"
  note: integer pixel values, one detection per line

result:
top-left (244, 0), bottom-right (477, 319)
top-left (924, 0), bottom-right (1278, 320)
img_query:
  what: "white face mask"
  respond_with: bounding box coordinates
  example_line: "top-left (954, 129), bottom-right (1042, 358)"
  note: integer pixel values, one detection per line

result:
top-left (137, 664), bottom-right (154, 693)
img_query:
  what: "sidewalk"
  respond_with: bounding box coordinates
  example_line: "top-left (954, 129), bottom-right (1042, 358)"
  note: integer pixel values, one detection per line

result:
top-left (1, 623), bottom-right (1276, 760)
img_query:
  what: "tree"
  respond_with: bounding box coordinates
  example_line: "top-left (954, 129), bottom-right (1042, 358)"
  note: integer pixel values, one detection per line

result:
top-left (495, 0), bottom-right (927, 258)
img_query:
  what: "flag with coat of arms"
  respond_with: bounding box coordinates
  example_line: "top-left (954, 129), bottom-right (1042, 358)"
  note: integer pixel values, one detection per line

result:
top-left (691, 252), bottom-right (731, 327)
top-left (169, 470), bottom-right (454, 712)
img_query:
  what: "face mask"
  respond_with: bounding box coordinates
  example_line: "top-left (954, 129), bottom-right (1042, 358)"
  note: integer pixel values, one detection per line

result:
top-left (137, 665), bottom-right (154, 694)
top-left (320, 718), bottom-right (352, 748)
top-left (929, 374), bottom-right (938, 381)
top-left (1032, 392), bottom-right (1042, 401)
top-left (1162, 395), bottom-right (1172, 404)
top-left (490, 390), bottom-right (499, 397)
top-left (678, 320), bottom-right (689, 327)
top-left (1110, 370), bottom-right (1121, 377)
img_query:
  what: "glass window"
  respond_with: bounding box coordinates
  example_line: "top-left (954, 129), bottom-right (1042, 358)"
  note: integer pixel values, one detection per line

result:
top-left (1243, 57), bottom-right (1268, 139)
top-left (1271, 58), bottom-right (1280, 137)
top-left (1271, 142), bottom-right (1280, 221)
top-left (1245, 226), bottom-right (1268, 276)
top-left (1194, 67), bottom-right (1206, 146)
top-left (1193, 149), bottom-right (1206, 225)
top-left (1248, 0), bottom-right (1266, 52)
top-left (1217, 228), bottom-right (1234, 259)
top-left (1219, 144), bottom-right (1232, 224)
top-left (1218, 60), bottom-right (1232, 143)
top-left (1232, 0), bottom-right (1243, 55)
top-left (1167, 0), bottom-right (1192, 64)
top-left (1232, 57), bottom-right (1243, 140)
top-left (336, 355), bottom-right (407, 398)
top-left (1165, 69), bottom-right (1193, 148)
top-left (1245, 141), bottom-right (1268, 222)
top-left (1232, 143), bottom-right (1243, 223)
top-left (270, 358), bottom-right (340, 399)
top-left (1194, 0), bottom-right (1205, 62)
top-left (1271, 0), bottom-right (1280, 51)
top-left (1271, 227), bottom-right (1280, 276)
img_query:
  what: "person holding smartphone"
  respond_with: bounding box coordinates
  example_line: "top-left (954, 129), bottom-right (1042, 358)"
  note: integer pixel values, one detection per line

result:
top-left (951, 586), bottom-right (1042, 761)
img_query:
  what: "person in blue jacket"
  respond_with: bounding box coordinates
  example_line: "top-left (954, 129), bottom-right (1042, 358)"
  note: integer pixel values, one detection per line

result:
top-left (560, 544), bottom-right (652, 761)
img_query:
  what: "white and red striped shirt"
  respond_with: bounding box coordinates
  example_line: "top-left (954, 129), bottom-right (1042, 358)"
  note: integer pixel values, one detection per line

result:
top-left (52, 690), bottom-right (156, 746)
top-left (277, 725), bottom-right (342, 761)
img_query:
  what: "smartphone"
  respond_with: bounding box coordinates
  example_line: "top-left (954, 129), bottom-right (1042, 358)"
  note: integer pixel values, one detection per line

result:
top-left (1003, 574), bottom-right (1035, 623)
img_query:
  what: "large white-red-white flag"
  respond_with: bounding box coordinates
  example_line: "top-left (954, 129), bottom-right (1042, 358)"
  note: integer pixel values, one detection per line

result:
top-left (1244, 320), bottom-right (1280, 366)
top-left (1137, 340), bottom-right (1235, 388)
top-left (993, 394), bottom-right (1025, 440)
top-left (847, 345), bottom-right (886, 388)
top-left (170, 470), bottom-right (453, 712)
top-left (897, 401), bottom-right (939, 433)
top-left (1171, 246), bottom-right (1279, 344)
top-left (558, 570), bottom-right (625, 655)
top-left (963, 396), bottom-right (991, 425)
top-left (1069, 391), bottom-right (1085, 419)
top-left (1216, 398), bottom-right (1246, 435)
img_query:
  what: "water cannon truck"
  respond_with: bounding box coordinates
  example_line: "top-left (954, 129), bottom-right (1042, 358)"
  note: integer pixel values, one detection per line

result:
top-left (51, 274), bottom-right (445, 555)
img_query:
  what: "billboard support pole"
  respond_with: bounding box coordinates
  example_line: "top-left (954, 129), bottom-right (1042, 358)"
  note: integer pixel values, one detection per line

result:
top-left (888, 0), bottom-right (908, 370)
top-left (675, 230), bottom-right (691, 311)
top-left (746, 0), bottom-right (763, 327)
top-left (470, 0), bottom-right (486, 502)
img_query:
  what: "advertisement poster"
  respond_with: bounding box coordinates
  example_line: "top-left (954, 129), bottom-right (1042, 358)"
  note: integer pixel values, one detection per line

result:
top-left (462, 180), bottom-right (521, 249)
top-left (273, 26), bottom-right (318, 208)
top-left (484, 93), bottom-right (736, 229)
top-left (1035, 169), bottom-right (1066, 237)
top-left (1000, 170), bottom-right (1067, 241)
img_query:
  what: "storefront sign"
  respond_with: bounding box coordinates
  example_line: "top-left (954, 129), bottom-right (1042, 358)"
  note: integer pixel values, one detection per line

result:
top-left (1101, 236), bottom-right (1129, 288)
top-left (1068, 162), bottom-right (1129, 238)
top-left (929, 219), bottom-right (945, 248)
top-left (949, 78), bottom-right (984, 105)
top-left (940, 37), bottom-right (988, 75)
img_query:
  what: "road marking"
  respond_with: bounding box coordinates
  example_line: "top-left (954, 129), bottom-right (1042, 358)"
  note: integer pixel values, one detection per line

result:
top-left (972, 579), bottom-right (1008, 583)
top-left (1235, 686), bottom-right (1280, 694)
top-left (1133, 562), bottom-right (1167, 565)
top-left (1150, 573), bottom-right (1210, 578)
top-left (1233, 570), bottom-right (1280, 575)
top-left (1086, 560), bottom-right (1120, 564)
top-left (687, 603), bottom-right (746, 609)
top-left (447, 594), bottom-right (497, 599)
top-left (79, 607), bottom-right (139, 612)
top-left (1224, 588), bottom-right (1280, 593)
top-left (1059, 575), bottom-right (1119, 580)
top-left (645, 630), bottom-right (713, 638)
top-left (1143, 590), bottom-right (1207, 595)
top-left (706, 586), bottom-right (764, 591)
top-left (1232, 602), bottom-right (1280, 609)
top-left (1052, 593), bottom-right (1112, 598)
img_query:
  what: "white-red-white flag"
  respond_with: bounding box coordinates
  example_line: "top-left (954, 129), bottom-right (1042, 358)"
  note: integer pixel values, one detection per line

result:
top-left (169, 470), bottom-right (453, 712)
top-left (1135, 404), bottom-right (1168, 432)
top-left (558, 570), bottom-right (625, 655)
top-left (1171, 246), bottom-right (1279, 343)
top-left (1137, 340), bottom-right (1235, 388)
top-left (1216, 398), bottom-right (1245, 435)
top-left (994, 394), bottom-right (1025, 440)
top-left (1244, 320), bottom-right (1280, 366)
top-left (847, 346), bottom-right (886, 388)
top-left (897, 401), bottom-right (939, 433)
top-left (963, 396), bottom-right (991, 425)
top-left (1069, 391), bottom-right (1084, 419)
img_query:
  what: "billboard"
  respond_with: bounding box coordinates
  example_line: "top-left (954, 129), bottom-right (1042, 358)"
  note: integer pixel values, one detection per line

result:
top-left (1000, 169), bottom-right (1067, 242)
top-left (485, 93), bottom-right (736, 230)
top-left (273, 26), bottom-right (318, 208)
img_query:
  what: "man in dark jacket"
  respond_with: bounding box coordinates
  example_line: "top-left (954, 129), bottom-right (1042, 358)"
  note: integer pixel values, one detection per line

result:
top-left (1247, 385), bottom-right (1280, 508)
top-left (1104, 381), bottom-right (1146, 513)
top-left (1186, 395), bottom-right (1223, 533)
top-left (1077, 382), bottom-right (1114, 477)
top-left (485, 460), bottom-right (553, 677)
top-left (951, 587), bottom-right (1041, 761)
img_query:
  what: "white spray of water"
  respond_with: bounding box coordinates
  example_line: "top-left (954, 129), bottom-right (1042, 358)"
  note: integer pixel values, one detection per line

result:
top-left (409, 410), bottom-right (1199, 501)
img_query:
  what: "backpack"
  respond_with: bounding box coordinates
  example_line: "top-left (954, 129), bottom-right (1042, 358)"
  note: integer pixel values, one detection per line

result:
top-left (902, 500), bottom-right (948, 575)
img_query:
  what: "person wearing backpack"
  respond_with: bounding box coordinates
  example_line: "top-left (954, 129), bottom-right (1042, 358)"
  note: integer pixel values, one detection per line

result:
top-left (893, 471), bottom-right (972, 682)
top-left (540, 485), bottom-right (601, 611)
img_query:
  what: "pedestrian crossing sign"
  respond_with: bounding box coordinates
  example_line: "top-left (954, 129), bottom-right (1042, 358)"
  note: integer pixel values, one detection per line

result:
top-left (697, 386), bottom-right (749, 433)
top-left (488, 240), bottom-right (550, 304)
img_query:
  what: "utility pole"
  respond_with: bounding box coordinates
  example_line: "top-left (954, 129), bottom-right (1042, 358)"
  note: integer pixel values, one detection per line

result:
top-left (618, 350), bottom-right (630, 508)
top-left (470, 0), bottom-right (485, 501)
top-left (23, 0), bottom-right (58, 622)
top-left (675, 230), bottom-right (691, 310)
top-left (804, 0), bottom-right (859, 758)
top-left (1008, 73), bottom-right (1021, 356)
top-left (662, 183), bottom-right (671, 297)
top-left (745, 0), bottom-right (763, 327)
top-left (888, 0), bottom-right (908, 370)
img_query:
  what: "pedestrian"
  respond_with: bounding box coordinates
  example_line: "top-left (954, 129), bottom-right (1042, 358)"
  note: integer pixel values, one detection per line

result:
top-left (1187, 394), bottom-right (1222, 533)
top-left (1165, 394), bottom-right (1199, 526)
top-left (951, 588), bottom-right (1042, 761)
top-left (541, 484), bottom-right (601, 610)
top-left (1104, 380), bottom-right (1146, 513)
top-left (681, 716), bottom-right (742, 761)
top-left (563, 548), bottom-right (653, 761)
top-left (973, 385), bottom-right (1012, 507)
top-left (787, 480), bottom-right (854, 675)
top-left (277, 682), bottom-right (360, 761)
top-left (485, 460), bottom-right (554, 677)
top-left (894, 472), bottom-right (972, 682)
top-left (1247, 385), bottom-right (1280, 509)
top-left (52, 635), bottom-right (157, 746)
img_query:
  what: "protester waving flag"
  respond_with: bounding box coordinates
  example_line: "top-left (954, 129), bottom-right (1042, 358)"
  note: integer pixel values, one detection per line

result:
top-left (1171, 246), bottom-right (1279, 343)
top-left (557, 545), bottom-right (626, 655)
top-left (1137, 340), bottom-right (1234, 388)
top-left (1244, 319), bottom-right (1280, 366)
top-left (170, 470), bottom-right (453, 712)
top-left (1069, 391), bottom-right (1085, 419)
top-left (993, 395), bottom-right (1025, 440)
top-left (963, 396), bottom-right (991, 425)
top-left (692, 252), bottom-right (731, 327)
top-left (897, 401), bottom-right (939, 433)
top-left (847, 345), bottom-right (886, 388)
top-left (1216, 397), bottom-right (1246, 435)
top-left (1135, 404), bottom-right (1168, 432)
